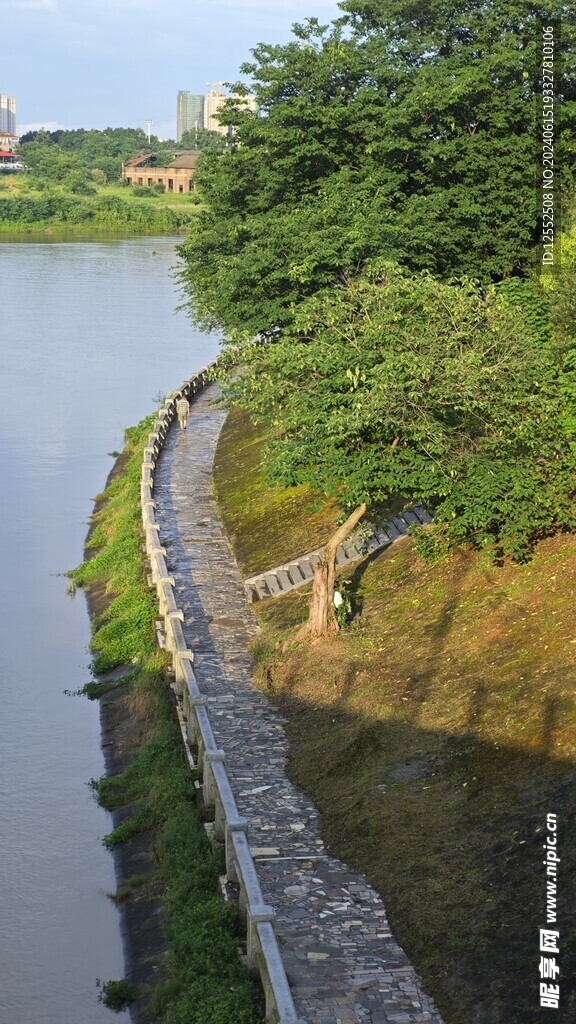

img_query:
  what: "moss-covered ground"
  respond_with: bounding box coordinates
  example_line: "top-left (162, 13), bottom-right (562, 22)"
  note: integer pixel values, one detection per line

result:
top-left (70, 416), bottom-right (264, 1024)
top-left (213, 405), bottom-right (340, 576)
top-left (214, 406), bottom-right (576, 1024)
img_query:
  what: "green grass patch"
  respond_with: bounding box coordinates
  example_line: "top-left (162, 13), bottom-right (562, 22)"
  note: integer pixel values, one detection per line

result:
top-left (72, 415), bottom-right (264, 1024)
top-left (213, 405), bottom-right (340, 577)
top-left (110, 873), bottom-right (149, 904)
top-left (69, 418), bottom-right (158, 672)
top-left (65, 676), bottom-right (132, 700)
top-left (0, 183), bottom-right (202, 235)
top-left (214, 408), bottom-right (576, 1024)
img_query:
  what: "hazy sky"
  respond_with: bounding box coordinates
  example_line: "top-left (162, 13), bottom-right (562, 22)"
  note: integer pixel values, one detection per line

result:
top-left (4, 0), bottom-right (343, 138)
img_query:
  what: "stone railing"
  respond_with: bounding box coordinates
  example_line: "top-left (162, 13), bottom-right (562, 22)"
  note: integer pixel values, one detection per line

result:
top-left (140, 364), bottom-right (305, 1024)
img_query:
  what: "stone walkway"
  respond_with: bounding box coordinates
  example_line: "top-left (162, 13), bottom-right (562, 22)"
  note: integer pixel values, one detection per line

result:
top-left (153, 383), bottom-right (443, 1024)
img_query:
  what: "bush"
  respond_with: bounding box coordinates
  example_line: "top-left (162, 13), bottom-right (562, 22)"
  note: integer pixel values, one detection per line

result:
top-left (97, 978), bottom-right (138, 1012)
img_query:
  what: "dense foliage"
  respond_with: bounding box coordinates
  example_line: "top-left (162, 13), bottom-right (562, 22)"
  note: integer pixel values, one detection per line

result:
top-left (179, 0), bottom-right (576, 335)
top-left (0, 190), bottom-right (196, 232)
top-left (178, 0), bottom-right (576, 564)
top-left (17, 128), bottom-right (124, 188)
top-left (220, 265), bottom-right (576, 560)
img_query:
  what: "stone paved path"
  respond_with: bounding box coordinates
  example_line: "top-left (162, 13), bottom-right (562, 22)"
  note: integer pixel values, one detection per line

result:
top-left (154, 383), bottom-right (443, 1024)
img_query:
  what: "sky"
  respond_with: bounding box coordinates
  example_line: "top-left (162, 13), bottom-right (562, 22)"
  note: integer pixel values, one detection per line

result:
top-left (3, 0), bottom-right (344, 139)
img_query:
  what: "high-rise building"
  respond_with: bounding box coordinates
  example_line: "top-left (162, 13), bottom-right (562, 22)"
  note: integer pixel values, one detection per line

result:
top-left (203, 88), bottom-right (258, 138)
top-left (0, 96), bottom-right (16, 135)
top-left (231, 93), bottom-right (258, 115)
top-left (176, 91), bottom-right (204, 143)
top-left (204, 89), bottom-right (229, 137)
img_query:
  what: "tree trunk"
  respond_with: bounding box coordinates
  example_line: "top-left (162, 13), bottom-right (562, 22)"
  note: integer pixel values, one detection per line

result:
top-left (303, 503), bottom-right (367, 638)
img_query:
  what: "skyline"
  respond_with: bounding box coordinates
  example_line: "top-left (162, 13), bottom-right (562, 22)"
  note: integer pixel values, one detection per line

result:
top-left (4, 0), bottom-right (343, 139)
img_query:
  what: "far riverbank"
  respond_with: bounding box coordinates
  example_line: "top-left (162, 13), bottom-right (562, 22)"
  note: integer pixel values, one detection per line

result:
top-left (0, 185), bottom-right (201, 235)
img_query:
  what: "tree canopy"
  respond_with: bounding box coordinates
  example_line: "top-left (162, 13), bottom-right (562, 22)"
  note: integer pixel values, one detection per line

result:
top-left (178, 0), bottom-right (576, 574)
top-left (219, 265), bottom-right (575, 561)
top-left (179, 128), bottom-right (228, 151)
top-left (179, 0), bottom-right (576, 336)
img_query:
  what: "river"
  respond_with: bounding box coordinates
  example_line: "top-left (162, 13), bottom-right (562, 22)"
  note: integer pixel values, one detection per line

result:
top-left (0, 236), bottom-right (219, 1024)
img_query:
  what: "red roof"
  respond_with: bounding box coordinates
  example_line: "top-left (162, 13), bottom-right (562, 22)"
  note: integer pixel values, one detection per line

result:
top-left (0, 151), bottom-right (15, 158)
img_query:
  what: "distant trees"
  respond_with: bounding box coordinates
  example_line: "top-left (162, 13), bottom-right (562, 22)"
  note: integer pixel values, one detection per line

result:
top-left (17, 127), bottom-right (162, 185)
top-left (179, 128), bottom-right (228, 151)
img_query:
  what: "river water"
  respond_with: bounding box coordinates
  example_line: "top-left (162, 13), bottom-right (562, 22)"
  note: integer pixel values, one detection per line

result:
top-left (0, 236), bottom-right (219, 1024)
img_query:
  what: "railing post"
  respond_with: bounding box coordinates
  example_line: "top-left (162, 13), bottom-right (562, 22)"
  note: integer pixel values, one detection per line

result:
top-left (139, 361), bottom-right (304, 1024)
top-left (203, 749), bottom-right (226, 806)
top-left (247, 905), bottom-right (276, 970)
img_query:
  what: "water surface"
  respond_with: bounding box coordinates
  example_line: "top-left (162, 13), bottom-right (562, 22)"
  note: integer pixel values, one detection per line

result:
top-left (0, 237), bottom-right (219, 1024)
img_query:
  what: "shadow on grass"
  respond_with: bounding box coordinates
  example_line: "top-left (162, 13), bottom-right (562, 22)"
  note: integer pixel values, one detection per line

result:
top-left (272, 688), bottom-right (575, 1024)
top-left (341, 543), bottom-right (478, 724)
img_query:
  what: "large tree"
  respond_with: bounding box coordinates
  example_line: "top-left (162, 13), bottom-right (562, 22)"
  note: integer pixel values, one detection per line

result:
top-left (179, 0), bottom-right (576, 336)
top-left (178, 0), bottom-right (576, 633)
top-left (219, 265), bottom-right (575, 632)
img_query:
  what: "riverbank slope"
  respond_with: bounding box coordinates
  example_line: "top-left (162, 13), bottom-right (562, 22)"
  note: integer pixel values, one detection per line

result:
top-left (213, 406), bottom-right (576, 1024)
top-left (71, 415), bottom-right (264, 1024)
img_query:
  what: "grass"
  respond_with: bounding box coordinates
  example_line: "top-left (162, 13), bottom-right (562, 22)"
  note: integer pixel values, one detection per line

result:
top-left (213, 405), bottom-right (340, 577)
top-left (70, 419), bottom-right (158, 673)
top-left (213, 406), bottom-right (576, 1024)
top-left (110, 873), bottom-right (149, 904)
top-left (101, 183), bottom-right (204, 213)
top-left (0, 178), bottom-right (203, 235)
top-left (71, 414), bottom-right (264, 1024)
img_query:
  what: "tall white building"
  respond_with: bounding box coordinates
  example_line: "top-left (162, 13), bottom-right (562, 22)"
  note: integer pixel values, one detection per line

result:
top-left (204, 89), bottom-right (258, 137)
top-left (204, 89), bottom-right (229, 137)
top-left (231, 93), bottom-right (258, 114)
top-left (0, 96), bottom-right (16, 135)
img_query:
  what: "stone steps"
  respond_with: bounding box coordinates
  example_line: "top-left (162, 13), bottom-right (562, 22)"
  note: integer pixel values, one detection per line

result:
top-left (244, 507), bottom-right (432, 603)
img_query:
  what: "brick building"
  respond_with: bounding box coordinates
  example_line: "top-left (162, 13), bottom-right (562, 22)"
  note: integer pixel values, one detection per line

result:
top-left (122, 151), bottom-right (200, 193)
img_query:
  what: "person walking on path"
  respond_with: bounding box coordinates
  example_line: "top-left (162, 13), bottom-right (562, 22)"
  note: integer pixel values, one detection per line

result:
top-left (176, 395), bottom-right (190, 431)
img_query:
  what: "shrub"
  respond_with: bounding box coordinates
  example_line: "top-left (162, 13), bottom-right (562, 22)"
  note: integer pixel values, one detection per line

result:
top-left (97, 978), bottom-right (138, 1012)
